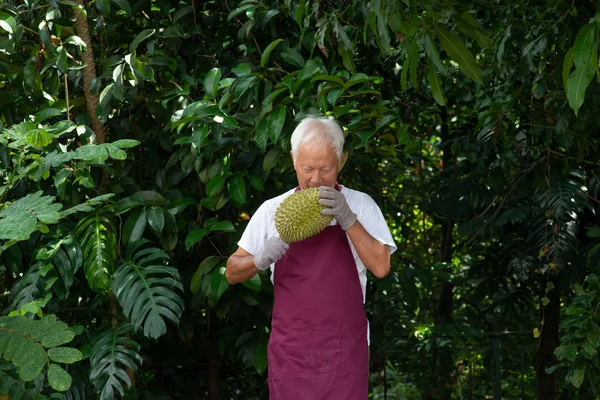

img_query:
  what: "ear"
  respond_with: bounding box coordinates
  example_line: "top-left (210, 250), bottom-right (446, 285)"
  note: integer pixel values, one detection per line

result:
top-left (340, 152), bottom-right (349, 171)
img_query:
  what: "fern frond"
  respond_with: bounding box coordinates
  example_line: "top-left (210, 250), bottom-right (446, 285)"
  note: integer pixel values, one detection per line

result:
top-left (89, 324), bottom-right (142, 400)
top-left (538, 171), bottom-right (586, 217)
top-left (74, 211), bottom-right (117, 293)
top-left (113, 240), bottom-right (184, 340)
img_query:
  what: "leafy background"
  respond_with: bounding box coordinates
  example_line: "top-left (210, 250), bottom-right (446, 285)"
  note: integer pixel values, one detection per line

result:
top-left (1, 0), bottom-right (600, 399)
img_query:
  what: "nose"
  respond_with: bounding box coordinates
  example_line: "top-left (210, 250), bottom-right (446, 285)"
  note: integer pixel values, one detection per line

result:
top-left (310, 170), bottom-right (322, 184)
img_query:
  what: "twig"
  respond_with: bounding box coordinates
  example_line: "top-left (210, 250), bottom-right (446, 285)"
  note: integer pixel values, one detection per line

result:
top-left (64, 73), bottom-right (70, 121)
top-left (224, 0), bottom-right (262, 56)
top-left (465, 158), bottom-right (545, 246)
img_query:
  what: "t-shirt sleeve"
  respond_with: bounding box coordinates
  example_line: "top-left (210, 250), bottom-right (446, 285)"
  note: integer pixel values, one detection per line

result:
top-left (237, 201), bottom-right (272, 256)
top-left (359, 198), bottom-right (397, 255)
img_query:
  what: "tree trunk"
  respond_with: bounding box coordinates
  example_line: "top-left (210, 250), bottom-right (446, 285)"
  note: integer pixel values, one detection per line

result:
top-left (538, 278), bottom-right (559, 400)
top-left (207, 308), bottom-right (221, 400)
top-left (73, 0), bottom-right (105, 144)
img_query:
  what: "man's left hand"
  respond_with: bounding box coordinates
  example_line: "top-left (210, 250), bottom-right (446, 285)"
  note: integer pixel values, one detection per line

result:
top-left (318, 186), bottom-right (357, 230)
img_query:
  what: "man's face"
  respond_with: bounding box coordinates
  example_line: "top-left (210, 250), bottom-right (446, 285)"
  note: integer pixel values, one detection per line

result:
top-left (292, 142), bottom-right (341, 189)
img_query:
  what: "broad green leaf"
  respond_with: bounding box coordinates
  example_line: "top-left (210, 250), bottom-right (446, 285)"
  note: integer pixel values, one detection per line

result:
top-left (424, 33), bottom-right (446, 75)
top-left (111, 0), bottom-right (131, 14)
top-left (0, 315), bottom-right (77, 384)
top-left (261, 39), bottom-right (283, 67)
top-left (191, 257), bottom-right (223, 293)
top-left (34, 108), bottom-right (62, 124)
top-left (401, 57), bottom-right (409, 91)
top-left (48, 347), bottom-right (83, 364)
top-left (241, 273), bottom-right (261, 292)
top-left (204, 68), bottom-right (221, 100)
top-left (113, 244), bottom-right (184, 339)
top-left (263, 148), bottom-right (280, 172)
top-left (268, 107), bottom-right (286, 144)
top-left (554, 344), bottom-right (578, 361)
top-left (570, 367), bottom-right (585, 388)
top-left (227, 3), bottom-right (255, 22)
top-left (428, 66), bottom-right (446, 106)
top-left (122, 208), bottom-right (147, 246)
top-left (75, 213), bottom-right (116, 293)
top-left (0, 11), bottom-right (17, 34)
top-left (573, 23), bottom-right (596, 69)
top-left (208, 220), bottom-right (235, 232)
top-left (567, 59), bottom-right (595, 116)
top-left (436, 26), bottom-right (483, 84)
top-left (47, 364), bottom-right (70, 392)
top-left (234, 75), bottom-right (256, 100)
top-left (261, 87), bottom-right (288, 116)
top-left (338, 44), bottom-right (356, 74)
top-left (256, 119), bottom-right (269, 150)
top-left (27, 129), bottom-right (53, 148)
top-left (206, 172), bottom-right (228, 198)
top-left (211, 267), bottom-right (229, 303)
top-left (314, 74), bottom-right (345, 86)
top-left (253, 341), bottom-right (268, 375)
top-left (0, 192), bottom-right (62, 241)
top-left (95, 0), bottom-right (110, 16)
top-left (228, 176), bottom-right (246, 204)
top-left (90, 325), bottom-right (142, 398)
top-left (247, 175), bottom-right (264, 191)
top-left (146, 206), bottom-right (165, 233)
top-left (185, 229), bottom-right (208, 249)
top-left (129, 29), bottom-right (155, 52)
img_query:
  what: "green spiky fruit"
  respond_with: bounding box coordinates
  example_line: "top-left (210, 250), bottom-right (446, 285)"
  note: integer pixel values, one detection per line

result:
top-left (275, 187), bottom-right (333, 243)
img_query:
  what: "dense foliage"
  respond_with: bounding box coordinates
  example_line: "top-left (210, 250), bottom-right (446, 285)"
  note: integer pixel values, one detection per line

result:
top-left (1, 0), bottom-right (600, 399)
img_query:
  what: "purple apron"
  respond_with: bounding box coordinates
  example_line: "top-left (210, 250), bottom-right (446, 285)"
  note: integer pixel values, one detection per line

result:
top-left (267, 191), bottom-right (369, 399)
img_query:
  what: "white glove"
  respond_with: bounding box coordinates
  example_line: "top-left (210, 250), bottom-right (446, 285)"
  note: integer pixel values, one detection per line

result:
top-left (254, 237), bottom-right (289, 270)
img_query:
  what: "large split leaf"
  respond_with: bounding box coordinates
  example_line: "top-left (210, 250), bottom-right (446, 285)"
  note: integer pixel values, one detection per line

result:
top-left (112, 241), bottom-right (184, 339)
top-left (89, 324), bottom-right (142, 400)
top-left (74, 212), bottom-right (117, 293)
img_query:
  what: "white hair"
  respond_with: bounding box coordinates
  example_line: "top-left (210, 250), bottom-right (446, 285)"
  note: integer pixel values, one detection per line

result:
top-left (290, 116), bottom-right (345, 163)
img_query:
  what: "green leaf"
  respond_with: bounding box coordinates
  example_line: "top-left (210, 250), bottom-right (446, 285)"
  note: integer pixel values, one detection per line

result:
top-left (428, 65), bottom-right (446, 106)
top-left (0, 192), bottom-right (62, 241)
top-left (204, 68), bottom-right (221, 100)
top-left (122, 208), bottom-right (147, 246)
top-left (146, 206), bottom-right (165, 233)
top-left (90, 325), bottom-right (142, 399)
top-left (185, 229), bottom-right (208, 249)
top-left (34, 108), bottom-right (63, 124)
top-left (268, 107), bottom-right (286, 144)
top-left (338, 44), bottom-right (356, 74)
top-left (228, 176), bottom-right (246, 204)
top-left (191, 257), bottom-right (223, 293)
top-left (554, 344), bottom-right (578, 361)
top-left (47, 363), bottom-right (72, 392)
top-left (253, 341), bottom-right (268, 375)
top-left (111, 0), bottom-right (131, 14)
top-left (129, 29), bottom-right (155, 52)
top-left (74, 212), bottom-right (116, 293)
top-left (567, 59), bottom-right (595, 116)
top-left (424, 33), bottom-right (446, 75)
top-left (48, 347), bottom-right (83, 364)
top-left (247, 175), bottom-right (264, 191)
top-left (241, 273), bottom-right (261, 292)
top-left (0, 11), bottom-right (17, 34)
top-left (573, 24), bottom-right (596, 69)
top-left (570, 367), bottom-right (585, 388)
top-left (261, 39), bottom-right (283, 67)
top-left (206, 172), bottom-right (228, 198)
top-left (208, 220), bottom-right (235, 232)
top-left (95, 0), bottom-right (110, 16)
top-left (211, 266), bottom-right (229, 303)
top-left (263, 148), bottom-right (280, 172)
top-left (0, 315), bottom-right (76, 384)
top-left (436, 26), bottom-right (483, 84)
top-left (113, 244), bottom-right (184, 339)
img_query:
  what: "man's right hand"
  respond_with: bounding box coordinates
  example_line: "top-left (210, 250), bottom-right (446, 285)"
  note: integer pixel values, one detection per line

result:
top-left (254, 237), bottom-right (289, 270)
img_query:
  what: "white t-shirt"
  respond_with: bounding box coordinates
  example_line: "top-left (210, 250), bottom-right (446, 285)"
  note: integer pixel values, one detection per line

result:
top-left (237, 185), bottom-right (397, 303)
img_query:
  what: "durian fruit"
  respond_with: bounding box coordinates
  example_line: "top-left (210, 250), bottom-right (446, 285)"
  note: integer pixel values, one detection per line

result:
top-left (275, 187), bottom-right (333, 243)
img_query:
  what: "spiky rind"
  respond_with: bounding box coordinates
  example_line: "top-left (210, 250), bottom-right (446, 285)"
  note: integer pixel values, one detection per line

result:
top-left (275, 187), bottom-right (333, 243)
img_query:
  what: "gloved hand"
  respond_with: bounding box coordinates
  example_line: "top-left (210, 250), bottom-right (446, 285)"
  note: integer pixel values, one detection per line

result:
top-left (254, 236), bottom-right (289, 270)
top-left (318, 186), bottom-right (357, 231)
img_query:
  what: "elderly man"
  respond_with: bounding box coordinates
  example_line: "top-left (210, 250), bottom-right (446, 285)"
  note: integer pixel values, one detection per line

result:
top-left (226, 116), bottom-right (396, 399)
